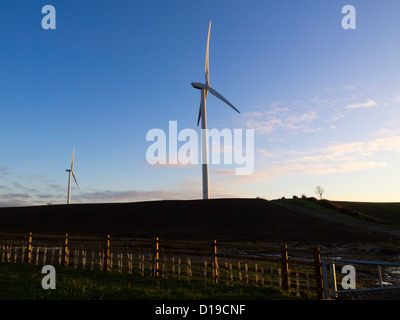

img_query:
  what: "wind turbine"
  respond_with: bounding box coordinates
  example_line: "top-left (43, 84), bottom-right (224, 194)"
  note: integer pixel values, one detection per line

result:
top-left (66, 147), bottom-right (79, 204)
top-left (191, 21), bottom-right (240, 200)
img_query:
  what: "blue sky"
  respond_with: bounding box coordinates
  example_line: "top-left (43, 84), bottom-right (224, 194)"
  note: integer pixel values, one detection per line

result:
top-left (1, 0), bottom-right (400, 206)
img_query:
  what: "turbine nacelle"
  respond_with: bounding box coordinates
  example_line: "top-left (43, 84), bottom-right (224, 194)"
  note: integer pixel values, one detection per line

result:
top-left (191, 82), bottom-right (208, 90)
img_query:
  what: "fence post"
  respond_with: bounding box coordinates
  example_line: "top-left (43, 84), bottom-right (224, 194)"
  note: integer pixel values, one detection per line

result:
top-left (91, 251), bottom-right (95, 271)
top-left (27, 232), bottom-right (32, 264)
top-left (281, 244), bottom-right (289, 290)
top-left (204, 259), bottom-right (207, 283)
top-left (106, 235), bottom-right (110, 272)
top-left (21, 246), bottom-right (26, 263)
top-left (74, 249), bottom-right (79, 269)
top-left (211, 240), bottom-right (218, 284)
top-left (164, 256), bottom-right (167, 278)
top-left (178, 257), bottom-right (181, 280)
top-left (329, 258), bottom-right (337, 298)
top-left (43, 247), bottom-right (47, 265)
top-left (14, 245), bottom-right (18, 263)
top-left (82, 250), bottom-right (86, 270)
top-left (6, 245), bottom-right (10, 263)
top-left (50, 248), bottom-right (55, 265)
top-left (63, 234), bottom-right (68, 266)
top-left (377, 265), bottom-right (383, 288)
top-left (118, 252), bottom-right (122, 274)
top-left (154, 237), bottom-right (160, 276)
top-left (321, 258), bottom-right (330, 299)
top-left (238, 261), bottom-right (242, 284)
top-left (245, 263), bottom-right (249, 286)
top-left (313, 246), bottom-right (324, 300)
top-left (261, 267), bottom-right (264, 287)
top-left (99, 251), bottom-right (104, 271)
top-left (35, 246), bottom-right (40, 265)
top-left (187, 257), bottom-right (192, 282)
top-left (128, 253), bottom-right (133, 274)
top-left (270, 265), bottom-right (273, 285)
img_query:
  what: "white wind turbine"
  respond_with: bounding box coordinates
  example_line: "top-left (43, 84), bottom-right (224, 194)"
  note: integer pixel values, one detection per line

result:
top-left (66, 147), bottom-right (79, 204)
top-left (191, 21), bottom-right (240, 200)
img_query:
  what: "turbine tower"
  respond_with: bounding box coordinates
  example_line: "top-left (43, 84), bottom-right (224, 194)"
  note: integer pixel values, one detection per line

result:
top-left (66, 147), bottom-right (79, 204)
top-left (191, 21), bottom-right (240, 200)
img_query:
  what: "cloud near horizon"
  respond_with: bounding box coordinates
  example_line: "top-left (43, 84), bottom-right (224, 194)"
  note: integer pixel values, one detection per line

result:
top-left (0, 176), bottom-right (243, 207)
top-left (212, 134), bottom-right (400, 187)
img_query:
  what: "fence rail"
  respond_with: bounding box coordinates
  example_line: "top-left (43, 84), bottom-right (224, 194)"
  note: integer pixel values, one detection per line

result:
top-left (0, 232), bottom-right (326, 299)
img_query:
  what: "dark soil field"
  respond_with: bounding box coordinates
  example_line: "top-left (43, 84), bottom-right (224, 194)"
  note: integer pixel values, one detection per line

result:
top-left (0, 198), bottom-right (389, 244)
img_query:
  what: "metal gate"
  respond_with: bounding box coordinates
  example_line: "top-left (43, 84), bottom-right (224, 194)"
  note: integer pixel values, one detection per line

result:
top-left (321, 257), bottom-right (400, 299)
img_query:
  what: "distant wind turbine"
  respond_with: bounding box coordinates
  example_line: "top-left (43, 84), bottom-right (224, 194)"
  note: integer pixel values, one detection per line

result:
top-left (66, 147), bottom-right (79, 204)
top-left (191, 21), bottom-right (240, 200)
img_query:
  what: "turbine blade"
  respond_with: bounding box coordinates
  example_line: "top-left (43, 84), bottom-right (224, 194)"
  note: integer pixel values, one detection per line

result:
top-left (205, 21), bottom-right (211, 86)
top-left (197, 104), bottom-right (202, 127)
top-left (208, 87), bottom-right (240, 113)
top-left (71, 147), bottom-right (75, 170)
top-left (72, 171), bottom-right (79, 189)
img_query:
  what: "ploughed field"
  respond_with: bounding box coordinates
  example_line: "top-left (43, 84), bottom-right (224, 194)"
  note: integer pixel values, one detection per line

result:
top-left (0, 198), bottom-right (388, 244)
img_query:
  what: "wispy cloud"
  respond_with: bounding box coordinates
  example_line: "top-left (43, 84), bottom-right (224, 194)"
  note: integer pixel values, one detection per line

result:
top-left (341, 81), bottom-right (361, 91)
top-left (0, 166), bottom-right (11, 177)
top-left (290, 135), bottom-right (400, 163)
top-left (48, 184), bottom-right (63, 191)
top-left (244, 109), bottom-right (319, 135)
top-left (248, 161), bottom-right (387, 182)
top-left (225, 133), bottom-right (400, 188)
top-left (13, 182), bottom-right (37, 193)
top-left (0, 199), bottom-right (33, 207)
top-left (1, 193), bottom-right (31, 199)
top-left (346, 99), bottom-right (378, 109)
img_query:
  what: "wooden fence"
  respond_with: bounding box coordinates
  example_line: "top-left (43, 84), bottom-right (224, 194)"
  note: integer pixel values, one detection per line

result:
top-left (0, 232), bottom-right (325, 299)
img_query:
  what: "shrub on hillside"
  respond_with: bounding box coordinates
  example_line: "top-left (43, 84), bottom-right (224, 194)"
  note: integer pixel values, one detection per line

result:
top-left (255, 196), bottom-right (267, 200)
top-left (318, 199), bottom-right (337, 209)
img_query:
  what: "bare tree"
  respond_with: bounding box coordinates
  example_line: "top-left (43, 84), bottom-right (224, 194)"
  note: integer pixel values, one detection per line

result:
top-left (315, 186), bottom-right (324, 200)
